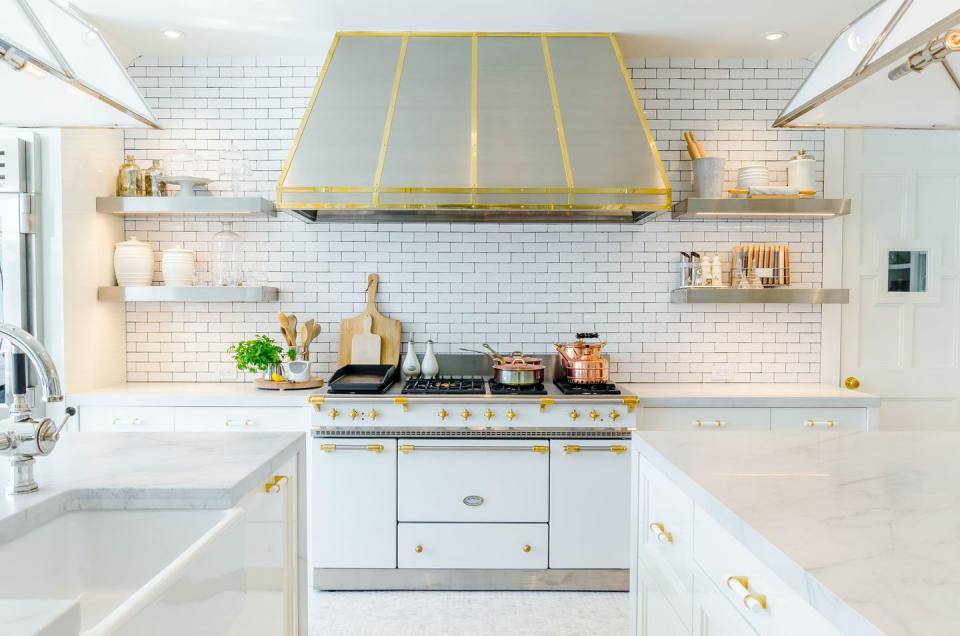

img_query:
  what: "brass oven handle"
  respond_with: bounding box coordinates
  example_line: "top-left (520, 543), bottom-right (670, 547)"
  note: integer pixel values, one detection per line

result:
top-left (563, 444), bottom-right (628, 454)
top-left (319, 443), bottom-right (384, 452)
top-left (398, 445), bottom-right (549, 453)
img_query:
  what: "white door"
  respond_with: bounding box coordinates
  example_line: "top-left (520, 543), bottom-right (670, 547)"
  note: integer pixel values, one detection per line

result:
top-left (842, 129), bottom-right (960, 429)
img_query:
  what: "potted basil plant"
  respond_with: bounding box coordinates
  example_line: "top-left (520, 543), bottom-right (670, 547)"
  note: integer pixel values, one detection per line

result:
top-left (228, 335), bottom-right (283, 380)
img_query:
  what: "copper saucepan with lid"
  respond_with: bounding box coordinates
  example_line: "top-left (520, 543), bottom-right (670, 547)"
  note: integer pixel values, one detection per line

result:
top-left (459, 348), bottom-right (545, 386)
top-left (555, 332), bottom-right (609, 384)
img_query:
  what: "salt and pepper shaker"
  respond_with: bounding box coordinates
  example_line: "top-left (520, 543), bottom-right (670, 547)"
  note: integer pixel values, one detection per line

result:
top-left (421, 339), bottom-right (439, 379)
top-left (401, 340), bottom-right (421, 380)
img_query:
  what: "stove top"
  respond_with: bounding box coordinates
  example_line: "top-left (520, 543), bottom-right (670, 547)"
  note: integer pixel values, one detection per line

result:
top-left (553, 379), bottom-right (621, 395)
top-left (488, 381), bottom-right (548, 396)
top-left (402, 376), bottom-right (486, 395)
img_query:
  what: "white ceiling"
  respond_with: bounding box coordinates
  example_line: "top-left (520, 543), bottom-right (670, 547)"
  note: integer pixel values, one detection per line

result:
top-left (68, 0), bottom-right (879, 64)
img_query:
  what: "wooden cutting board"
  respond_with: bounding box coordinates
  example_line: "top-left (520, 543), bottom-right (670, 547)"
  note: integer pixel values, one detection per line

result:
top-left (350, 314), bottom-right (382, 364)
top-left (338, 273), bottom-right (401, 367)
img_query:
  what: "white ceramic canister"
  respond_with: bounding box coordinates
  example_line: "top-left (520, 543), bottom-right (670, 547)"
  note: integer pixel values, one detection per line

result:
top-left (113, 237), bottom-right (155, 286)
top-left (692, 157), bottom-right (726, 198)
top-left (161, 245), bottom-right (196, 286)
top-left (787, 150), bottom-right (816, 191)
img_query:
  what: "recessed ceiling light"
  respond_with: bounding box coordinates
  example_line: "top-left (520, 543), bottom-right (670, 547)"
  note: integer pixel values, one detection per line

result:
top-left (163, 29), bottom-right (184, 40)
top-left (764, 31), bottom-right (787, 41)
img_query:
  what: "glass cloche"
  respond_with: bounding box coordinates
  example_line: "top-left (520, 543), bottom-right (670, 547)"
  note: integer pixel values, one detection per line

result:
top-left (211, 221), bottom-right (242, 286)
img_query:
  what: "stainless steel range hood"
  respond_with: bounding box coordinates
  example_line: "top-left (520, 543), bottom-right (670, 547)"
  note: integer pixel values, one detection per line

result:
top-left (277, 33), bottom-right (670, 223)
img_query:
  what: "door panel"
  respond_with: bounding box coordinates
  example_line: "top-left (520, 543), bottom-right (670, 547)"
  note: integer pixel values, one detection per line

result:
top-left (842, 130), bottom-right (960, 429)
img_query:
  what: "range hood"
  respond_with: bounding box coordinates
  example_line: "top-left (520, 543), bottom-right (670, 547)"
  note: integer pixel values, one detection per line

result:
top-left (0, 0), bottom-right (159, 128)
top-left (277, 33), bottom-right (670, 223)
top-left (774, 0), bottom-right (960, 129)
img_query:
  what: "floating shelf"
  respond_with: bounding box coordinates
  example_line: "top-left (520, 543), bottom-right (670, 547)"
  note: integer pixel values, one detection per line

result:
top-left (98, 286), bottom-right (278, 302)
top-left (672, 198), bottom-right (850, 220)
top-left (671, 288), bottom-right (849, 304)
top-left (96, 196), bottom-right (276, 217)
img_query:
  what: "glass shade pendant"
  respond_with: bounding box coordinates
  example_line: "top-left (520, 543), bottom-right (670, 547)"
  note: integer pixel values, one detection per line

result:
top-left (775, 0), bottom-right (960, 129)
top-left (211, 221), bottom-right (242, 287)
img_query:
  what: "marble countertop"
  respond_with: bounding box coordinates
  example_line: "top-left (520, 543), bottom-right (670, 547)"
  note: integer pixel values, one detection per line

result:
top-left (634, 431), bottom-right (960, 636)
top-left (69, 382), bottom-right (879, 407)
top-left (0, 432), bottom-right (304, 546)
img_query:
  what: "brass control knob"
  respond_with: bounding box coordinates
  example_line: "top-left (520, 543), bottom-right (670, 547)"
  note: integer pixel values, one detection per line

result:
top-left (844, 376), bottom-right (860, 390)
top-left (461, 409), bottom-right (472, 421)
top-left (609, 410), bottom-right (621, 422)
top-left (484, 409), bottom-right (495, 421)
top-left (438, 408), bottom-right (449, 421)
top-left (589, 409), bottom-right (600, 422)
top-left (369, 409), bottom-right (379, 421)
top-left (506, 409), bottom-right (517, 422)
top-left (522, 544), bottom-right (532, 553)
top-left (349, 409), bottom-right (359, 421)
top-left (415, 544), bottom-right (423, 554)
top-left (569, 410), bottom-right (580, 421)
top-left (328, 408), bottom-right (339, 420)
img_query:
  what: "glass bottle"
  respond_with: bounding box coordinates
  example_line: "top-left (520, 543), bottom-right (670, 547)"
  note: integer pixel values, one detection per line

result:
top-left (211, 221), bottom-right (242, 286)
top-left (116, 155), bottom-right (142, 196)
top-left (142, 159), bottom-right (166, 197)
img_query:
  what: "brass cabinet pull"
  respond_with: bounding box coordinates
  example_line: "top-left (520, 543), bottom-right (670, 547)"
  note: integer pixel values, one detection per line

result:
top-left (648, 522), bottom-right (673, 544)
top-left (693, 419), bottom-right (725, 428)
top-left (622, 396), bottom-right (639, 413)
top-left (564, 444), bottom-right (628, 454)
top-left (399, 444), bottom-right (416, 453)
top-left (844, 376), bottom-right (860, 390)
top-left (367, 444), bottom-right (384, 452)
top-left (224, 419), bottom-right (253, 427)
top-left (414, 544), bottom-right (423, 553)
top-left (319, 443), bottom-right (337, 452)
top-left (609, 445), bottom-right (627, 454)
top-left (531, 445), bottom-right (548, 454)
top-left (726, 575), bottom-right (767, 613)
top-left (564, 444), bottom-right (582, 454)
top-left (805, 419), bottom-right (837, 428)
top-left (319, 443), bottom-right (385, 452)
top-left (308, 395), bottom-right (324, 412)
top-left (264, 474), bottom-right (289, 493)
top-left (522, 544), bottom-right (532, 553)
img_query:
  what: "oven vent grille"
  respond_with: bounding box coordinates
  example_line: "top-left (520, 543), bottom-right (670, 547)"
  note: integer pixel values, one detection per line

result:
top-left (312, 427), bottom-right (631, 439)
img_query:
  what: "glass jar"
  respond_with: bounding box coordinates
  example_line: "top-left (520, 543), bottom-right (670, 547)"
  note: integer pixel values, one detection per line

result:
top-left (211, 221), bottom-right (242, 286)
top-left (142, 159), bottom-right (166, 197)
top-left (116, 155), bottom-right (142, 196)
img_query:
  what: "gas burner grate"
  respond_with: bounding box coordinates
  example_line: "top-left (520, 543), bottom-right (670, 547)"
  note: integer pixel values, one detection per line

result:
top-left (553, 379), bottom-right (621, 395)
top-left (488, 381), bottom-right (548, 396)
top-left (402, 376), bottom-right (486, 395)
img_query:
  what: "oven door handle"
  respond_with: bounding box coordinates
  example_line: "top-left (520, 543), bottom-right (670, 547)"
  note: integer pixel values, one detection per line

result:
top-left (398, 444), bottom-right (548, 454)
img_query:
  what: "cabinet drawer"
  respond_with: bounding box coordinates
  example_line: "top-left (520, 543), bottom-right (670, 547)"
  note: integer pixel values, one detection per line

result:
top-left (550, 440), bottom-right (631, 569)
top-left (693, 572), bottom-right (760, 636)
top-left (636, 550), bottom-right (690, 636)
top-left (770, 408), bottom-right (866, 431)
top-left (397, 439), bottom-right (549, 522)
top-left (641, 408), bottom-right (770, 431)
top-left (175, 406), bottom-right (306, 432)
top-left (312, 438), bottom-right (397, 569)
top-left (639, 456), bottom-right (694, 631)
top-left (693, 505), bottom-right (842, 636)
top-left (397, 523), bottom-right (547, 569)
top-left (78, 406), bottom-right (176, 432)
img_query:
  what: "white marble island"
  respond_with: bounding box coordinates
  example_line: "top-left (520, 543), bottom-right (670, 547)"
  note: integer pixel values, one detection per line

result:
top-left (0, 432), bottom-right (306, 636)
top-left (631, 431), bottom-right (959, 636)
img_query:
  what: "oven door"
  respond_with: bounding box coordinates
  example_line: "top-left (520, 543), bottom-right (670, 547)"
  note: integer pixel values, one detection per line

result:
top-left (397, 438), bottom-right (549, 522)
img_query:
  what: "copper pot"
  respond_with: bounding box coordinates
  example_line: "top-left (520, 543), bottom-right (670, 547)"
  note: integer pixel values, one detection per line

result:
top-left (491, 356), bottom-right (545, 386)
top-left (555, 332), bottom-right (609, 384)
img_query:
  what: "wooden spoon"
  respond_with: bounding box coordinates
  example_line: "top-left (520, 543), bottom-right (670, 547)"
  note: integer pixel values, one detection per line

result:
top-left (287, 314), bottom-right (298, 348)
top-left (277, 312), bottom-right (294, 347)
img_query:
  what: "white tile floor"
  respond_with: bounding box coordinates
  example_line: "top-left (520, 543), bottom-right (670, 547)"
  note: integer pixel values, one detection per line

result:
top-left (309, 591), bottom-right (629, 635)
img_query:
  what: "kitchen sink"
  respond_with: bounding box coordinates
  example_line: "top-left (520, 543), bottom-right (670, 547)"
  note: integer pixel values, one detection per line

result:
top-left (0, 508), bottom-right (247, 636)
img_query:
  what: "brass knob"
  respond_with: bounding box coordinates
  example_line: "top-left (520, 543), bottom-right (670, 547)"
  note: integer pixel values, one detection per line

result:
top-left (369, 409), bottom-right (379, 420)
top-left (328, 408), bottom-right (339, 420)
top-left (349, 409), bottom-right (359, 421)
top-left (461, 409), bottom-right (471, 421)
top-left (484, 409), bottom-right (495, 421)
top-left (522, 544), bottom-right (531, 553)
top-left (506, 409), bottom-right (517, 422)
top-left (844, 376), bottom-right (860, 390)
top-left (414, 544), bottom-right (423, 554)
top-left (589, 409), bottom-right (600, 421)
top-left (438, 408), bottom-right (449, 421)
top-left (609, 410), bottom-right (621, 421)
top-left (569, 409), bottom-right (580, 421)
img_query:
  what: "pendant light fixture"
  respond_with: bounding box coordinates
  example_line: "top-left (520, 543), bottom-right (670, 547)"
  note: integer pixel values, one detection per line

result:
top-left (0, 0), bottom-right (159, 128)
top-left (774, 0), bottom-right (960, 129)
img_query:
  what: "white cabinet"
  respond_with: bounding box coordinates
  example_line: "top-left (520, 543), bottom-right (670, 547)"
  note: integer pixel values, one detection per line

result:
top-left (549, 440), bottom-right (631, 569)
top-left (78, 405), bottom-right (176, 432)
top-left (770, 407), bottom-right (867, 431)
top-left (636, 550), bottom-right (689, 636)
top-left (694, 575), bottom-right (760, 636)
top-left (397, 439), bottom-right (549, 522)
top-left (397, 522), bottom-right (548, 569)
top-left (641, 408), bottom-right (771, 431)
top-left (176, 407), bottom-right (307, 432)
top-left (311, 437), bottom-right (397, 569)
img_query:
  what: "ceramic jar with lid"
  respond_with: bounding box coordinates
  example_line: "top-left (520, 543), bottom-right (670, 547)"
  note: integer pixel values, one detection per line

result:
top-left (787, 150), bottom-right (816, 192)
top-left (114, 237), bottom-right (154, 286)
top-left (161, 245), bottom-right (196, 286)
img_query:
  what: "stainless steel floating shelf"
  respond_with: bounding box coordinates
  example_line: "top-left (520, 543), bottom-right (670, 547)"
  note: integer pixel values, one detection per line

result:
top-left (96, 196), bottom-right (276, 217)
top-left (672, 198), bottom-right (850, 220)
top-left (671, 288), bottom-right (849, 304)
top-left (98, 286), bottom-right (279, 302)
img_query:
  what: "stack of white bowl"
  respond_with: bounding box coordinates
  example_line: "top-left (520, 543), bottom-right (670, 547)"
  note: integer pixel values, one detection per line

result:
top-left (161, 245), bottom-right (196, 286)
top-left (737, 164), bottom-right (769, 189)
top-left (113, 237), bottom-right (155, 286)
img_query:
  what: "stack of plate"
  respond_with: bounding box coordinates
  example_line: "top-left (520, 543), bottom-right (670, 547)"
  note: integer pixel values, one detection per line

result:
top-left (737, 164), bottom-right (769, 188)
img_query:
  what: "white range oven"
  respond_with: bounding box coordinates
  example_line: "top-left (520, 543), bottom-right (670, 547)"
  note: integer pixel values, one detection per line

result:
top-left (308, 358), bottom-right (638, 591)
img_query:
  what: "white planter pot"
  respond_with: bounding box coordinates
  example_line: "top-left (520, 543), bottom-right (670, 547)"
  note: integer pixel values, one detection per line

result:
top-left (282, 360), bottom-right (311, 382)
top-left (114, 237), bottom-right (155, 286)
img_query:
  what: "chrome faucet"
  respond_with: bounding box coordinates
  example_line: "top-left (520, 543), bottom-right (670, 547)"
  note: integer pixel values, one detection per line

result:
top-left (0, 323), bottom-right (74, 494)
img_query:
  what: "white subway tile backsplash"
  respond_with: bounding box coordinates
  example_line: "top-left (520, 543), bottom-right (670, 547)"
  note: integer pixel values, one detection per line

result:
top-left (122, 56), bottom-right (824, 383)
